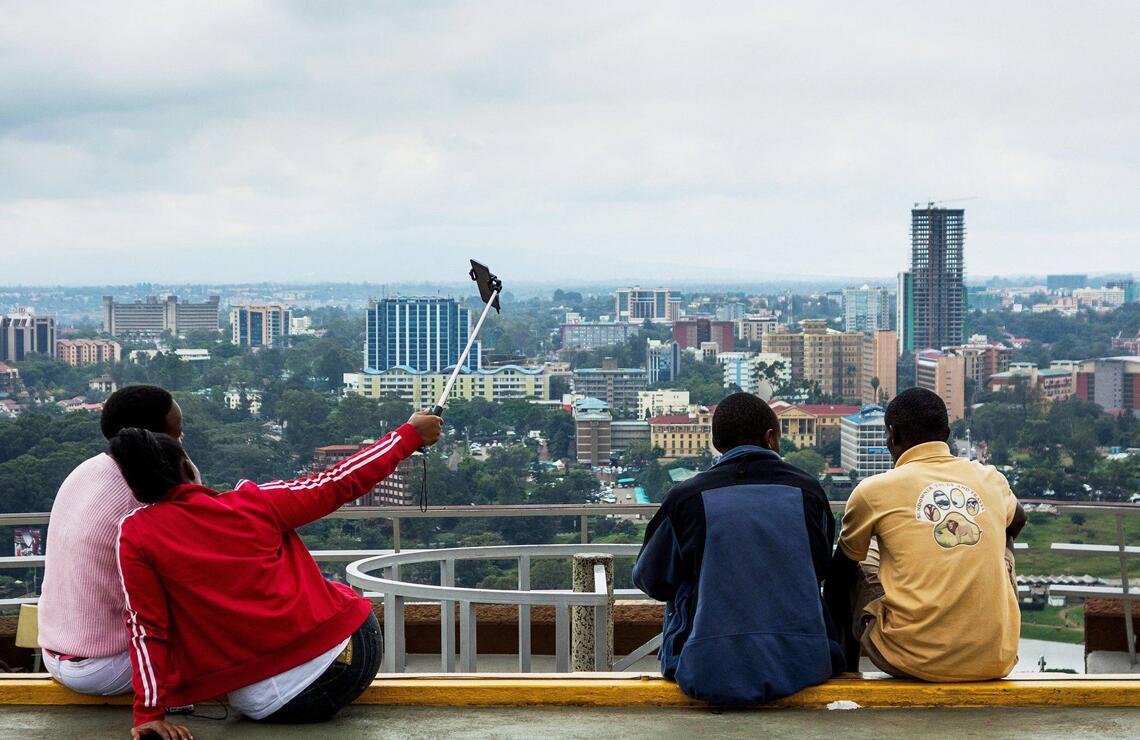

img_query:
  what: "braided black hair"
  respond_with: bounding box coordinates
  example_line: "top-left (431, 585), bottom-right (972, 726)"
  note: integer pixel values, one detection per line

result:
top-left (108, 428), bottom-right (189, 504)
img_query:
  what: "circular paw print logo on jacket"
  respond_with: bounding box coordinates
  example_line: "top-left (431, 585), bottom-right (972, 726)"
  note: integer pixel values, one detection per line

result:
top-left (914, 483), bottom-right (985, 549)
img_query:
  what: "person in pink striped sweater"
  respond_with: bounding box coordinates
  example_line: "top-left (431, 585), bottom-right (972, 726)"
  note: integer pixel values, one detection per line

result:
top-left (39, 385), bottom-right (195, 695)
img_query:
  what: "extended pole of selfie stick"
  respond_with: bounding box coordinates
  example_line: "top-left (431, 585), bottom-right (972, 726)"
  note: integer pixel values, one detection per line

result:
top-left (428, 287), bottom-right (500, 418)
top-left (416, 261), bottom-right (502, 511)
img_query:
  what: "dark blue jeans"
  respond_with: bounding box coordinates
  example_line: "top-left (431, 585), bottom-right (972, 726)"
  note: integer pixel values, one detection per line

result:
top-left (257, 613), bottom-right (382, 723)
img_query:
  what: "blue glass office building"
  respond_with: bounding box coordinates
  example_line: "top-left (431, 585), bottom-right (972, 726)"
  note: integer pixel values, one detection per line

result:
top-left (365, 298), bottom-right (479, 373)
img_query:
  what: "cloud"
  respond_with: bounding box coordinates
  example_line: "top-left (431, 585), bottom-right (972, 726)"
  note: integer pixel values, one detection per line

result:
top-left (1, 1), bottom-right (1138, 285)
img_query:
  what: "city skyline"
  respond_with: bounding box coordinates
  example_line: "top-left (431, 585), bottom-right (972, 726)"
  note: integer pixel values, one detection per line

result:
top-left (3, 3), bottom-right (1139, 284)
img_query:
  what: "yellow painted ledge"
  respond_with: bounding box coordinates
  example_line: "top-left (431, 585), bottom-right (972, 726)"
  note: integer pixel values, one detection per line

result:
top-left (3, 673), bottom-right (1140, 709)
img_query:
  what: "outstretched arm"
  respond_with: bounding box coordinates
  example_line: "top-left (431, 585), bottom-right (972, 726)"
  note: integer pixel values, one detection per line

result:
top-left (251, 413), bottom-right (442, 531)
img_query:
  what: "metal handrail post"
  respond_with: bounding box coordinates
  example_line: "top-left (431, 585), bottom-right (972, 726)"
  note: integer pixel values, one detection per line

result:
top-left (555, 604), bottom-right (570, 673)
top-left (518, 554), bottom-right (531, 672)
top-left (1117, 513), bottom-right (1136, 665)
top-left (459, 600), bottom-right (477, 672)
top-left (440, 559), bottom-right (456, 672)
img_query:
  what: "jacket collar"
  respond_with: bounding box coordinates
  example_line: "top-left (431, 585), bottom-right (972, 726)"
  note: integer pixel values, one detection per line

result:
top-left (714, 444), bottom-right (780, 467)
top-left (895, 441), bottom-right (955, 467)
top-left (166, 482), bottom-right (218, 502)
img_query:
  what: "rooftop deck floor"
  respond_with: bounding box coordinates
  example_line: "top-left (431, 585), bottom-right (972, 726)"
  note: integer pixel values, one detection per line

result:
top-left (5, 705), bottom-right (1140, 740)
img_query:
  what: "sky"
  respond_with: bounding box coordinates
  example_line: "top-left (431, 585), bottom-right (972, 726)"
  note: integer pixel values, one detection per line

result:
top-left (2, 1), bottom-right (1138, 286)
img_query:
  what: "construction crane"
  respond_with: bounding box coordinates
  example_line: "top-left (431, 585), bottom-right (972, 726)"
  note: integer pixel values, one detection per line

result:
top-left (913, 196), bottom-right (979, 209)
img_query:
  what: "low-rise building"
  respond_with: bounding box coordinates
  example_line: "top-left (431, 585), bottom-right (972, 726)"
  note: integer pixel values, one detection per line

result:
top-left (224, 388), bottom-right (263, 416)
top-left (1075, 356), bottom-right (1140, 417)
top-left (720, 352), bottom-right (790, 395)
top-left (88, 375), bottom-right (117, 394)
top-left (128, 348), bottom-right (212, 363)
top-left (0, 362), bottom-right (19, 393)
top-left (649, 405), bottom-right (716, 462)
top-left (988, 362), bottom-right (1078, 402)
top-left (571, 361), bottom-right (647, 414)
top-left (312, 444), bottom-right (417, 505)
top-left (840, 406), bottom-right (892, 477)
top-left (637, 389), bottom-right (691, 420)
top-left (739, 314), bottom-right (781, 343)
top-left (770, 401), bottom-right (861, 448)
top-left (611, 420), bottom-right (651, 458)
top-left (346, 365), bottom-right (552, 407)
top-left (1073, 287), bottom-right (1126, 309)
top-left (57, 338), bottom-right (122, 367)
top-left (560, 322), bottom-right (638, 351)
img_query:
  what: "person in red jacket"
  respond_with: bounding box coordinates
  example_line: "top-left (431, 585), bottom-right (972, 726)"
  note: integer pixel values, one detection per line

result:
top-left (110, 412), bottom-right (442, 739)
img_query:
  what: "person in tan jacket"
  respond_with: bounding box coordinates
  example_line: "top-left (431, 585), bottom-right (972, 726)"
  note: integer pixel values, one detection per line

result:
top-left (825, 388), bottom-right (1027, 681)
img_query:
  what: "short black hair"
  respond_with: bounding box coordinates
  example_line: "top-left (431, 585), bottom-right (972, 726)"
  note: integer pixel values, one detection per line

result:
top-left (885, 388), bottom-right (950, 446)
top-left (712, 392), bottom-right (779, 454)
top-left (101, 385), bottom-right (174, 440)
top-left (108, 428), bottom-right (189, 504)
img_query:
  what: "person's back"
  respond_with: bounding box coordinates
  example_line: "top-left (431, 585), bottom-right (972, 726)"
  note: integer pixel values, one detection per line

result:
top-left (117, 476), bottom-right (373, 705)
top-left (838, 448), bottom-right (1020, 680)
top-left (830, 388), bottom-right (1026, 682)
top-left (633, 393), bottom-right (842, 704)
top-left (39, 453), bottom-right (139, 659)
top-left (38, 385), bottom-right (189, 696)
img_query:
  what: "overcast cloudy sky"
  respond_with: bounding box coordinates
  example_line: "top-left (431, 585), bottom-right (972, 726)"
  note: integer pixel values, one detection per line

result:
top-left (2, 1), bottom-right (1138, 285)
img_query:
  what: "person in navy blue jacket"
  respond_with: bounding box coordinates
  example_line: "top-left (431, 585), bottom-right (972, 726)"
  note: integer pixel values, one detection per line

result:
top-left (633, 392), bottom-right (845, 704)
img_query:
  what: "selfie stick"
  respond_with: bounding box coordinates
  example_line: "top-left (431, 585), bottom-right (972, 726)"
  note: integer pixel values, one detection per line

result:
top-left (428, 259), bottom-right (502, 418)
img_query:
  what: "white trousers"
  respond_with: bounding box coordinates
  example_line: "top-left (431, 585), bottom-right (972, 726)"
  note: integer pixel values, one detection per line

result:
top-left (43, 650), bottom-right (133, 695)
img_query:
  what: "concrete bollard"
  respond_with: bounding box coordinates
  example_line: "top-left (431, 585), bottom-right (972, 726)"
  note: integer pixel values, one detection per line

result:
top-left (571, 553), bottom-right (614, 672)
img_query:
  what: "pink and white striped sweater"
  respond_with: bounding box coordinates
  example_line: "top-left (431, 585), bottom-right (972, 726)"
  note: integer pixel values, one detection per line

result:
top-left (38, 453), bottom-right (142, 658)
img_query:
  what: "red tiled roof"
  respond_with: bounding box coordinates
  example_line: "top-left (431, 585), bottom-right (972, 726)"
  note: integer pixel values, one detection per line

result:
top-left (774, 403), bottom-right (861, 417)
top-left (649, 414), bottom-right (697, 425)
top-left (798, 404), bottom-right (861, 417)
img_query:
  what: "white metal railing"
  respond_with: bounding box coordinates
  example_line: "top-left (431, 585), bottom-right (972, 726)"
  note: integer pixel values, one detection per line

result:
top-left (345, 544), bottom-right (650, 673)
top-left (1048, 510), bottom-right (1139, 666)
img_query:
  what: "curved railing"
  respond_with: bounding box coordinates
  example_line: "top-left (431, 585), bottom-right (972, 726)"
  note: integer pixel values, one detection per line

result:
top-left (346, 544), bottom-right (656, 673)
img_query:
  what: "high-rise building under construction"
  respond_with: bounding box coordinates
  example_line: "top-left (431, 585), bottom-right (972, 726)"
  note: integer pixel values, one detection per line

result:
top-left (909, 206), bottom-right (965, 351)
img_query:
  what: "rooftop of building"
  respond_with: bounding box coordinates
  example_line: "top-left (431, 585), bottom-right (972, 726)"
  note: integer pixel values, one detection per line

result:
top-left (843, 406), bottom-right (886, 424)
top-left (574, 364), bottom-right (647, 371)
top-left (772, 403), bottom-right (862, 418)
top-left (362, 364), bottom-right (546, 376)
top-left (648, 406), bottom-right (716, 425)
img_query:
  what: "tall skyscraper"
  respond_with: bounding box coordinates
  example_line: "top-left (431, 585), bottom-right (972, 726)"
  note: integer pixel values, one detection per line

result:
top-left (231, 305), bottom-right (292, 348)
top-left (843, 285), bottom-right (892, 334)
top-left (365, 297), bottom-right (478, 373)
top-left (909, 207), bottom-right (965, 350)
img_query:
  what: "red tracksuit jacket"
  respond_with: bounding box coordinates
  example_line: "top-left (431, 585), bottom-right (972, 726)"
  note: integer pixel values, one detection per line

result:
top-left (115, 424), bottom-right (422, 726)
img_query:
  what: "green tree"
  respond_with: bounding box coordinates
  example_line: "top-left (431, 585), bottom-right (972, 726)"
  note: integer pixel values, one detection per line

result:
top-left (785, 448), bottom-right (827, 478)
